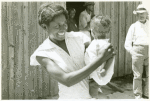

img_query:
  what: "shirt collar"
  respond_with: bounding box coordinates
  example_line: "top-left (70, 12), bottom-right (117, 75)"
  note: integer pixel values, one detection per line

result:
top-left (85, 9), bottom-right (91, 16)
top-left (39, 32), bottom-right (73, 50)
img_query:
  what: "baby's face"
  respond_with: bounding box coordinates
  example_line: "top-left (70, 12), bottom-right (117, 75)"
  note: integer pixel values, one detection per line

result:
top-left (93, 23), bottom-right (110, 39)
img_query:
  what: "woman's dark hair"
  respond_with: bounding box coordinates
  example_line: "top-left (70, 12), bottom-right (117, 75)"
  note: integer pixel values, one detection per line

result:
top-left (38, 3), bottom-right (68, 29)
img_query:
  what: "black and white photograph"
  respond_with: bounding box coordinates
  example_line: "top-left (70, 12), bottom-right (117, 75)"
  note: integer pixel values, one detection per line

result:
top-left (1, 0), bottom-right (149, 100)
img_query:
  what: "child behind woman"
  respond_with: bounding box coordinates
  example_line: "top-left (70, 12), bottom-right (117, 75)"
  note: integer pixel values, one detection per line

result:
top-left (85, 15), bottom-right (115, 98)
top-left (67, 8), bottom-right (79, 32)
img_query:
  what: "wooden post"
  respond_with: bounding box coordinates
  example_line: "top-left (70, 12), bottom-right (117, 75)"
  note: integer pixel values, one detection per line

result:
top-left (125, 2), bottom-right (133, 75)
top-left (14, 2), bottom-right (24, 99)
top-left (111, 2), bottom-right (119, 77)
top-left (118, 2), bottom-right (126, 76)
top-left (2, 2), bottom-right (9, 99)
top-left (36, 2), bottom-right (43, 98)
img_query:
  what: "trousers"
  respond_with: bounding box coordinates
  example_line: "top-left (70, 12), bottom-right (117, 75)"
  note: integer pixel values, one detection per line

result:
top-left (132, 45), bottom-right (149, 98)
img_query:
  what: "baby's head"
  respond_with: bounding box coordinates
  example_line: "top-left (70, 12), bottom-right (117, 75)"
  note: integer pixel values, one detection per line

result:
top-left (90, 15), bottom-right (111, 39)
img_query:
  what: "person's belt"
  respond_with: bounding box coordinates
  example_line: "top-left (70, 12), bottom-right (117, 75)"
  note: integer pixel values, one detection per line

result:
top-left (133, 44), bottom-right (149, 47)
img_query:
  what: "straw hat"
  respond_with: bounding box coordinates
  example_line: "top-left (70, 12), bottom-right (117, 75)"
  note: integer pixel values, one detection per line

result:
top-left (83, 2), bottom-right (95, 7)
top-left (133, 4), bottom-right (147, 14)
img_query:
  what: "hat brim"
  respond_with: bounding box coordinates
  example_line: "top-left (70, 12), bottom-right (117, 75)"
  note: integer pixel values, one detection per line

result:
top-left (133, 10), bottom-right (147, 14)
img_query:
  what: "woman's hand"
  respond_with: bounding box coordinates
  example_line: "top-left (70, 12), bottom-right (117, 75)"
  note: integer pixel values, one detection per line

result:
top-left (98, 43), bottom-right (115, 63)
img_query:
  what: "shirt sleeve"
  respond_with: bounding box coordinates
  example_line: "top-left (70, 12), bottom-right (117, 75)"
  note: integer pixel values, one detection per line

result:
top-left (79, 13), bottom-right (88, 28)
top-left (30, 50), bottom-right (51, 66)
top-left (124, 24), bottom-right (134, 54)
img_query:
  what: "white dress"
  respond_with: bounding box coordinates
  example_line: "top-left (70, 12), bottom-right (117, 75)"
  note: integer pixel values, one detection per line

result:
top-left (85, 39), bottom-right (115, 85)
top-left (30, 31), bottom-right (92, 99)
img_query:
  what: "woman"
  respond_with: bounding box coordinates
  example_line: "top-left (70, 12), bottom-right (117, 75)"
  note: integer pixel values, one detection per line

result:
top-left (30, 3), bottom-right (115, 99)
top-left (67, 8), bottom-right (79, 32)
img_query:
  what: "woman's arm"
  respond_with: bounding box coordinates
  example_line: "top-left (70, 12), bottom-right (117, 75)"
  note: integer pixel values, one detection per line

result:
top-left (36, 44), bottom-right (115, 87)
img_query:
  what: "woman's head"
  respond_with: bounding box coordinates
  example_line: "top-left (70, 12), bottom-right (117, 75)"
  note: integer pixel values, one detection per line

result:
top-left (90, 15), bottom-right (111, 39)
top-left (68, 8), bottom-right (76, 19)
top-left (38, 3), bottom-right (68, 41)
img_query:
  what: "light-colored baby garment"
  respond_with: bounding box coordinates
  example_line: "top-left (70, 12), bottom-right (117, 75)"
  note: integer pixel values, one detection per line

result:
top-left (85, 39), bottom-right (115, 85)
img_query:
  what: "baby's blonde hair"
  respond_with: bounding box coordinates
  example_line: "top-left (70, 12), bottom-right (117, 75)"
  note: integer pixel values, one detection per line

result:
top-left (90, 15), bottom-right (111, 32)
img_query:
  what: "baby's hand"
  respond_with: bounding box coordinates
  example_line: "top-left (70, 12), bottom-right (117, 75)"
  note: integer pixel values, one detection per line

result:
top-left (99, 69), bottom-right (106, 77)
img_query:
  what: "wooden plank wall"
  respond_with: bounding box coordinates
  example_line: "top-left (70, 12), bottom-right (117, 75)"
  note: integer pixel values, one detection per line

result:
top-left (2, 1), bottom-right (141, 99)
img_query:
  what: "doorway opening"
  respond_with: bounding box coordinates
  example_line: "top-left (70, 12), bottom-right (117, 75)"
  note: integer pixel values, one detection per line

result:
top-left (66, 2), bottom-right (85, 26)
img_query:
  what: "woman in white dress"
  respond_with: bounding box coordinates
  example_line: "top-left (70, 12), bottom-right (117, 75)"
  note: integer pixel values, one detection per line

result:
top-left (30, 3), bottom-right (115, 99)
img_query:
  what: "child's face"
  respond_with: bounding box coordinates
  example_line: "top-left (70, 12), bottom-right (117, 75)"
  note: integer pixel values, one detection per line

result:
top-left (93, 23), bottom-right (110, 39)
top-left (69, 10), bottom-right (76, 19)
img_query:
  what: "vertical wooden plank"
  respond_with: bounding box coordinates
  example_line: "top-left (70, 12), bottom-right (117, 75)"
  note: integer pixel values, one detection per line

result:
top-left (102, 2), bottom-right (105, 16)
top-left (36, 2), bottom-right (43, 98)
top-left (118, 2), bottom-right (126, 77)
top-left (30, 2), bottom-right (38, 99)
top-left (23, 2), bottom-right (30, 99)
top-left (37, 66), bottom-right (43, 98)
top-left (2, 2), bottom-right (9, 99)
top-left (25, 2), bottom-right (33, 99)
top-left (125, 2), bottom-right (133, 75)
top-left (28, 2), bottom-right (40, 99)
top-left (7, 2), bottom-right (19, 99)
top-left (99, 2), bottom-right (103, 15)
top-left (105, 2), bottom-right (111, 39)
top-left (111, 2), bottom-right (119, 77)
top-left (14, 2), bottom-right (24, 99)
top-left (42, 69), bottom-right (49, 98)
top-left (132, 2), bottom-right (136, 23)
top-left (94, 2), bottom-right (100, 15)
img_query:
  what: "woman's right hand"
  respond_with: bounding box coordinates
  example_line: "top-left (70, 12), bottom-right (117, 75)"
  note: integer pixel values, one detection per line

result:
top-left (98, 43), bottom-right (116, 62)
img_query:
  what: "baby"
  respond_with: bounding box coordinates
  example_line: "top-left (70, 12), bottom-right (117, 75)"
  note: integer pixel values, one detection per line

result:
top-left (85, 15), bottom-right (115, 98)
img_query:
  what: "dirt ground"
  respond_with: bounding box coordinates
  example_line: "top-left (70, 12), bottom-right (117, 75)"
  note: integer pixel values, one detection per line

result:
top-left (97, 74), bottom-right (135, 99)
top-left (48, 74), bottom-right (148, 99)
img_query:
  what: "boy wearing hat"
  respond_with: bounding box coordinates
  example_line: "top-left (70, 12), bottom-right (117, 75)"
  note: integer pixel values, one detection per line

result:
top-left (85, 15), bottom-right (115, 99)
top-left (124, 4), bottom-right (149, 99)
top-left (79, 2), bottom-right (95, 31)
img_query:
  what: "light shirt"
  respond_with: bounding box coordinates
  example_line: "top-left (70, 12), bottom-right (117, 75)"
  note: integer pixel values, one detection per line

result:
top-left (79, 10), bottom-right (91, 30)
top-left (125, 20), bottom-right (149, 53)
top-left (85, 39), bottom-right (115, 85)
top-left (30, 32), bottom-right (91, 99)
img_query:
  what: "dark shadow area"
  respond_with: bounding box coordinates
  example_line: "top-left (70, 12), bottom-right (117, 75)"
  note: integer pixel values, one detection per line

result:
top-left (66, 2), bottom-right (85, 26)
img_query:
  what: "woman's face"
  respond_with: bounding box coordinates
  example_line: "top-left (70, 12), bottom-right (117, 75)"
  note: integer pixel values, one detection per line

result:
top-left (137, 12), bottom-right (148, 22)
top-left (48, 14), bottom-right (68, 41)
top-left (69, 10), bottom-right (76, 19)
